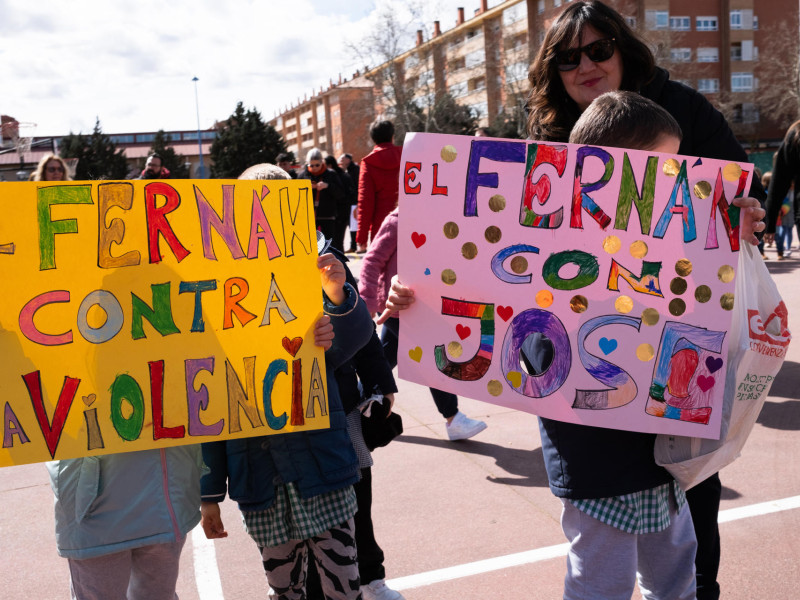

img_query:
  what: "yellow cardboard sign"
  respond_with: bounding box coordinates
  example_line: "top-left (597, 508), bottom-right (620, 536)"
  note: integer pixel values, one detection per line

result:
top-left (0, 179), bottom-right (329, 467)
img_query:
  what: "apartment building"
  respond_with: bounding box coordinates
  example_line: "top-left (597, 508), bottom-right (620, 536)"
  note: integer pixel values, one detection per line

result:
top-left (271, 0), bottom-right (798, 166)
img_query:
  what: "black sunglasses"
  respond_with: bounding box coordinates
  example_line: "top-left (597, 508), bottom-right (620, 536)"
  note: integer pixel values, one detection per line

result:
top-left (555, 38), bottom-right (616, 71)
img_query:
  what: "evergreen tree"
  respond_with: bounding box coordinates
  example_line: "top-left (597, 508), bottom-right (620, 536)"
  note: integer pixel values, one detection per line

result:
top-left (59, 118), bottom-right (128, 180)
top-left (147, 130), bottom-right (190, 178)
top-left (210, 102), bottom-right (287, 178)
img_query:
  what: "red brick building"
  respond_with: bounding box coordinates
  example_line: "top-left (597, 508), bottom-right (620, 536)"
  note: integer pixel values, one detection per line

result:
top-left (271, 0), bottom-right (799, 171)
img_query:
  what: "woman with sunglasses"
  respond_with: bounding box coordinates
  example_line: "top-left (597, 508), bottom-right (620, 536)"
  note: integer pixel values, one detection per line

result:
top-left (32, 153), bottom-right (71, 181)
top-left (525, 3), bottom-right (765, 600)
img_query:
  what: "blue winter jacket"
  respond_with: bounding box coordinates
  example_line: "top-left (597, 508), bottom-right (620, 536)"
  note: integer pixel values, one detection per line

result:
top-left (200, 283), bottom-right (372, 510)
top-left (48, 445), bottom-right (204, 559)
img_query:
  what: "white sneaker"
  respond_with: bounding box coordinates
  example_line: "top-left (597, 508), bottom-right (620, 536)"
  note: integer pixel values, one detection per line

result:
top-left (446, 411), bottom-right (488, 441)
top-left (360, 579), bottom-right (405, 600)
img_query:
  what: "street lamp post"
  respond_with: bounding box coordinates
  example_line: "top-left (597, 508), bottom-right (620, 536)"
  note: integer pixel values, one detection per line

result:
top-left (192, 76), bottom-right (206, 178)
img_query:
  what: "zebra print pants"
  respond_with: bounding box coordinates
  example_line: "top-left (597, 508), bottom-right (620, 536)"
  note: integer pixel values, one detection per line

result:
top-left (259, 518), bottom-right (362, 600)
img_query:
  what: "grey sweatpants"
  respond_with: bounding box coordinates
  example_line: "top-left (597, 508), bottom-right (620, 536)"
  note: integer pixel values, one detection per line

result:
top-left (68, 536), bottom-right (185, 600)
top-left (561, 497), bottom-right (697, 600)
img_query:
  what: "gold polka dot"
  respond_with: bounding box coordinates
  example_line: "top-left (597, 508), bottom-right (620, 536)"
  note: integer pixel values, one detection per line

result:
top-left (536, 290), bottom-right (553, 308)
top-left (489, 194), bottom-right (506, 212)
top-left (695, 285), bottom-right (712, 303)
top-left (447, 341), bottom-right (463, 358)
top-left (461, 242), bottom-right (478, 259)
top-left (720, 293), bottom-right (735, 311)
top-left (487, 379), bottom-right (503, 396)
top-left (485, 226), bottom-right (502, 243)
top-left (443, 221), bottom-right (459, 239)
top-left (663, 158), bottom-right (681, 177)
top-left (642, 308), bottom-right (660, 326)
top-left (603, 235), bottom-right (621, 254)
top-left (670, 277), bottom-right (688, 295)
top-left (441, 269), bottom-right (457, 285)
top-left (510, 256), bottom-right (528, 274)
top-left (441, 145), bottom-right (458, 163)
top-left (669, 298), bottom-right (686, 316)
top-left (615, 296), bottom-right (634, 314)
top-left (570, 295), bottom-right (589, 313)
top-left (723, 163), bottom-right (742, 182)
top-left (675, 259), bottom-right (693, 276)
top-left (637, 343), bottom-right (655, 361)
top-left (694, 181), bottom-right (712, 199)
top-left (718, 265), bottom-right (735, 284)
top-left (630, 240), bottom-right (648, 259)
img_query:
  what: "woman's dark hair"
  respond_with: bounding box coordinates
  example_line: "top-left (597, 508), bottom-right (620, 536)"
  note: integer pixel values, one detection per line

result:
top-left (569, 91), bottom-right (682, 149)
top-left (324, 154), bottom-right (343, 172)
top-left (526, 0), bottom-right (656, 142)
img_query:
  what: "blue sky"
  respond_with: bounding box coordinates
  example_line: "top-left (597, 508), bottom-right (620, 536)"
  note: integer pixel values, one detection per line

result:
top-left (1, 0), bottom-right (503, 136)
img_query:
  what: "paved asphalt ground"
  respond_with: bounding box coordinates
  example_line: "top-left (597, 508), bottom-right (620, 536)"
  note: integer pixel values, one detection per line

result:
top-left (2, 243), bottom-right (800, 599)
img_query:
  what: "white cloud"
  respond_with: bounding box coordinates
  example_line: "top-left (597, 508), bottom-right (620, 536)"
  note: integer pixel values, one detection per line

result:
top-left (1, 0), bottom-right (506, 136)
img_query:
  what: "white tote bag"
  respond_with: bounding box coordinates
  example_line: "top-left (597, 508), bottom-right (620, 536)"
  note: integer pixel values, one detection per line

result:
top-left (654, 242), bottom-right (791, 490)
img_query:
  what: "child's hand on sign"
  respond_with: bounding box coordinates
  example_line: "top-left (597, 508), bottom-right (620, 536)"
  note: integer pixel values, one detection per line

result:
top-left (734, 196), bottom-right (766, 246)
top-left (377, 275), bottom-right (415, 324)
top-left (200, 502), bottom-right (228, 539)
top-left (314, 315), bottom-right (334, 351)
top-left (318, 253), bottom-right (346, 305)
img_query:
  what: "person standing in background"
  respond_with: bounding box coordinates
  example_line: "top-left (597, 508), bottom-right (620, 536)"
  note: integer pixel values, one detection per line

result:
top-left (356, 120), bottom-right (401, 254)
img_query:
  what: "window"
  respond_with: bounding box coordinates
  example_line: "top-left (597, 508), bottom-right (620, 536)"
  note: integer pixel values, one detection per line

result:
top-left (554, 0), bottom-right (562, 6)
top-left (465, 49), bottom-right (484, 69)
top-left (505, 62), bottom-right (528, 83)
top-left (625, 16), bottom-right (637, 29)
top-left (502, 3), bottom-right (527, 25)
top-left (468, 76), bottom-right (485, 92)
top-left (538, 0), bottom-right (544, 15)
top-left (696, 17), bottom-right (718, 31)
top-left (670, 16), bottom-right (690, 31)
top-left (449, 35), bottom-right (463, 48)
top-left (110, 135), bottom-right (134, 144)
top-left (136, 134), bottom-right (156, 143)
top-left (753, 15), bottom-right (759, 30)
top-left (647, 10), bottom-right (669, 30)
top-left (465, 28), bottom-right (482, 40)
top-left (470, 101), bottom-right (488, 118)
top-left (731, 72), bottom-right (754, 92)
top-left (449, 57), bottom-right (466, 71)
top-left (696, 47), bottom-right (719, 62)
top-left (405, 55), bottom-right (419, 69)
top-left (730, 10), bottom-right (742, 30)
top-left (670, 48), bottom-right (691, 62)
top-left (697, 78), bottom-right (719, 93)
top-left (449, 81), bottom-right (468, 98)
top-left (419, 70), bottom-right (434, 86)
top-left (731, 43), bottom-right (742, 61)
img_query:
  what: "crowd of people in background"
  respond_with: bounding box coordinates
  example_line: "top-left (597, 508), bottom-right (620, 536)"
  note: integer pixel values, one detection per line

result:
top-left (22, 1), bottom-right (797, 598)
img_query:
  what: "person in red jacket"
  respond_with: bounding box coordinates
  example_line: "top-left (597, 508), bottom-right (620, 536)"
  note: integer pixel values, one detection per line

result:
top-left (356, 119), bottom-right (402, 253)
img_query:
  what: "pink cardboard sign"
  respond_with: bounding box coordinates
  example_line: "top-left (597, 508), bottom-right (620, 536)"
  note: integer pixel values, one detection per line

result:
top-left (397, 132), bottom-right (754, 439)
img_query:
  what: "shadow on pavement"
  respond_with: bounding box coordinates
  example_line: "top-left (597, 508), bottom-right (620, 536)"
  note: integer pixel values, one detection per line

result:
top-left (765, 258), bottom-right (800, 275)
top-left (766, 360), bottom-right (800, 401)
top-left (395, 434), bottom-right (550, 487)
top-left (720, 485), bottom-right (743, 501)
top-left (757, 400), bottom-right (800, 430)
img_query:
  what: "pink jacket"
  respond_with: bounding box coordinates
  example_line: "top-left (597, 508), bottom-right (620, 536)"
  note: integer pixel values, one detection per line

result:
top-left (358, 208), bottom-right (398, 315)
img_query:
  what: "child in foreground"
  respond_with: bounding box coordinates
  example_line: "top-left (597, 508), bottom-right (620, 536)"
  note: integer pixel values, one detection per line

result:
top-left (381, 91), bottom-right (766, 599)
top-left (200, 163), bottom-right (372, 600)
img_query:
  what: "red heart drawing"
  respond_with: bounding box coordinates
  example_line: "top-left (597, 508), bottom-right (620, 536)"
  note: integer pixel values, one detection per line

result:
top-left (282, 336), bottom-right (304, 357)
top-left (497, 305), bottom-right (513, 321)
top-left (411, 232), bottom-right (427, 248)
top-left (456, 324), bottom-right (471, 340)
top-left (696, 375), bottom-right (715, 392)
